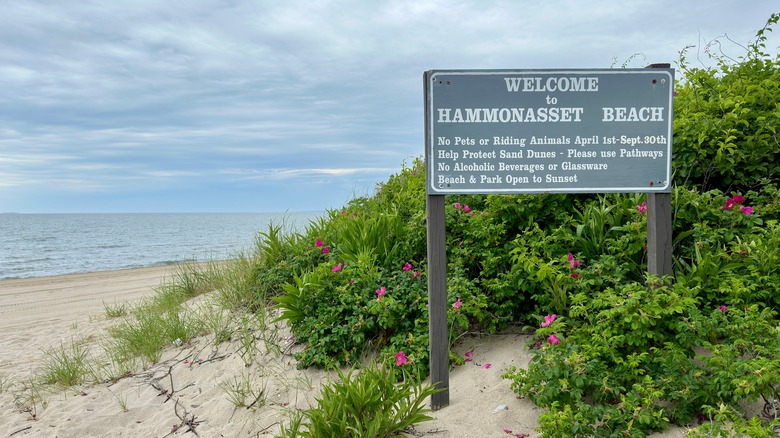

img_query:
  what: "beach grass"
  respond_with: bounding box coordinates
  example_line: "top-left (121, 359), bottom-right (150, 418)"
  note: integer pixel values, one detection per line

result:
top-left (0, 373), bottom-right (13, 393)
top-left (107, 387), bottom-right (129, 413)
top-left (13, 378), bottom-right (48, 420)
top-left (219, 370), bottom-right (267, 410)
top-left (103, 300), bottom-right (129, 318)
top-left (212, 254), bottom-right (263, 310)
top-left (198, 298), bottom-right (235, 345)
top-left (102, 260), bottom-right (241, 366)
top-left (107, 303), bottom-right (202, 365)
top-left (12, 257), bottom-right (263, 386)
top-left (168, 261), bottom-right (220, 298)
top-left (40, 340), bottom-right (92, 387)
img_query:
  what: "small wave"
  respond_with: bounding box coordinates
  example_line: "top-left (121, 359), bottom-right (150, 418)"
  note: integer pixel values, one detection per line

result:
top-left (150, 259), bottom-right (199, 267)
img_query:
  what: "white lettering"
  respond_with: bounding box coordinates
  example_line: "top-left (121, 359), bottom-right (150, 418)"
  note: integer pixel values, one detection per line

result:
top-left (520, 76), bottom-right (599, 92)
top-left (602, 107), bottom-right (665, 122)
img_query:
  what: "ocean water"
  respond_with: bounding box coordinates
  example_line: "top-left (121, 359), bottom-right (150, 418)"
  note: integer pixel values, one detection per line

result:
top-left (0, 212), bottom-right (321, 280)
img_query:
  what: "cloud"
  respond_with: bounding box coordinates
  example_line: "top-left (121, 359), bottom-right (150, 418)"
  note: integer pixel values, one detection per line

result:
top-left (0, 0), bottom-right (778, 212)
top-left (267, 167), bottom-right (396, 179)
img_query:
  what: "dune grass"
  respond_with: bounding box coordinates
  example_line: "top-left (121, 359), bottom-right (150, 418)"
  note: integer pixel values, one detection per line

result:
top-left (5, 258), bottom-right (255, 397)
top-left (219, 370), bottom-right (267, 410)
top-left (13, 378), bottom-right (48, 420)
top-left (105, 265), bottom-right (217, 366)
top-left (0, 373), bottom-right (13, 393)
top-left (40, 341), bottom-right (92, 387)
top-left (102, 301), bottom-right (128, 318)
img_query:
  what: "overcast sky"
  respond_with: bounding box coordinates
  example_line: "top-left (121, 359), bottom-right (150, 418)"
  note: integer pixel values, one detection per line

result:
top-left (1, 1), bottom-right (778, 213)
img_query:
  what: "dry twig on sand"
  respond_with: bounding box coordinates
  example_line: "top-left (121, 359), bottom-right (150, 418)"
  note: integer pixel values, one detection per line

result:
top-left (147, 357), bottom-right (202, 436)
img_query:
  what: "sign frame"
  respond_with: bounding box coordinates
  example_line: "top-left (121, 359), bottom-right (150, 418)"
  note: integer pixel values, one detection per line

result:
top-left (425, 68), bottom-right (674, 195)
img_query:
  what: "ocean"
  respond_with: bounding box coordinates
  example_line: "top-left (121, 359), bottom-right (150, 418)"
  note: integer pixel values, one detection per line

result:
top-left (0, 212), bottom-right (322, 280)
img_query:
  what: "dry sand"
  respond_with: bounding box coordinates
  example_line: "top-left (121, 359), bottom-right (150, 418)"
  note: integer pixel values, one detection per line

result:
top-left (0, 267), bottom-right (689, 437)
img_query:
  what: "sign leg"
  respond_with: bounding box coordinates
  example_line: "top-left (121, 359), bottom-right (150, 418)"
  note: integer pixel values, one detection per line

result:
top-left (427, 194), bottom-right (449, 409)
top-left (647, 192), bottom-right (673, 280)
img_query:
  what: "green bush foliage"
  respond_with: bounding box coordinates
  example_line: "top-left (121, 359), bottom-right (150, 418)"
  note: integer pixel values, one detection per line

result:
top-left (256, 14), bottom-right (780, 437)
top-left (673, 13), bottom-right (780, 193)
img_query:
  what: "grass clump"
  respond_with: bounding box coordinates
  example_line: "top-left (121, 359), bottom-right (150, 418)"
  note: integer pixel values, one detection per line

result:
top-left (169, 261), bottom-right (221, 298)
top-left (219, 370), bottom-right (266, 410)
top-left (0, 373), bottom-right (14, 393)
top-left (277, 363), bottom-right (440, 438)
top-left (106, 270), bottom-right (206, 365)
top-left (199, 299), bottom-right (234, 345)
top-left (108, 302), bottom-right (202, 365)
top-left (41, 341), bottom-right (92, 387)
top-left (103, 301), bottom-right (128, 318)
top-left (213, 254), bottom-right (264, 310)
top-left (13, 378), bottom-right (48, 420)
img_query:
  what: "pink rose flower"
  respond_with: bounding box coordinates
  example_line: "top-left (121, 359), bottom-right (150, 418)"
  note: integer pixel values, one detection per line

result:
top-left (541, 314), bottom-right (557, 328)
top-left (395, 351), bottom-right (407, 366)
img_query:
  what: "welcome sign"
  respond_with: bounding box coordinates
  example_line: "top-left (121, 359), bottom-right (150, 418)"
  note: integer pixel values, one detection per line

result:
top-left (424, 69), bottom-right (674, 194)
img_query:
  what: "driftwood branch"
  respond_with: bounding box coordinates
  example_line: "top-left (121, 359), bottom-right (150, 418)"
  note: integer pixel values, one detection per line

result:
top-left (145, 357), bottom-right (202, 436)
top-left (8, 426), bottom-right (33, 437)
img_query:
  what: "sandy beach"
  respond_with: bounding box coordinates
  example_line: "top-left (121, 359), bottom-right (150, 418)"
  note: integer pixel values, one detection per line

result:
top-left (0, 267), bottom-right (689, 437)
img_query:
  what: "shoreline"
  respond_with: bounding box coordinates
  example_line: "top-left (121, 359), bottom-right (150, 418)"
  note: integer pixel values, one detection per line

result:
top-left (0, 262), bottom-right (183, 281)
top-left (0, 260), bottom-right (216, 283)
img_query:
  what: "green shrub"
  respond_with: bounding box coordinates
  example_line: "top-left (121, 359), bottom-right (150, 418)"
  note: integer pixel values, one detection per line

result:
top-left (504, 280), bottom-right (706, 435)
top-left (698, 304), bottom-right (780, 408)
top-left (673, 13), bottom-right (780, 193)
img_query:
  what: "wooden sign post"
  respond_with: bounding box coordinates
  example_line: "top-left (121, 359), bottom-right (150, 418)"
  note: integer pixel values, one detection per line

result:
top-left (426, 194), bottom-right (449, 409)
top-left (646, 64), bottom-right (673, 281)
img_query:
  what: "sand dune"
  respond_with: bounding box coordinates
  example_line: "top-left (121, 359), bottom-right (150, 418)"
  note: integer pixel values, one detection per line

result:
top-left (0, 268), bottom-right (688, 437)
